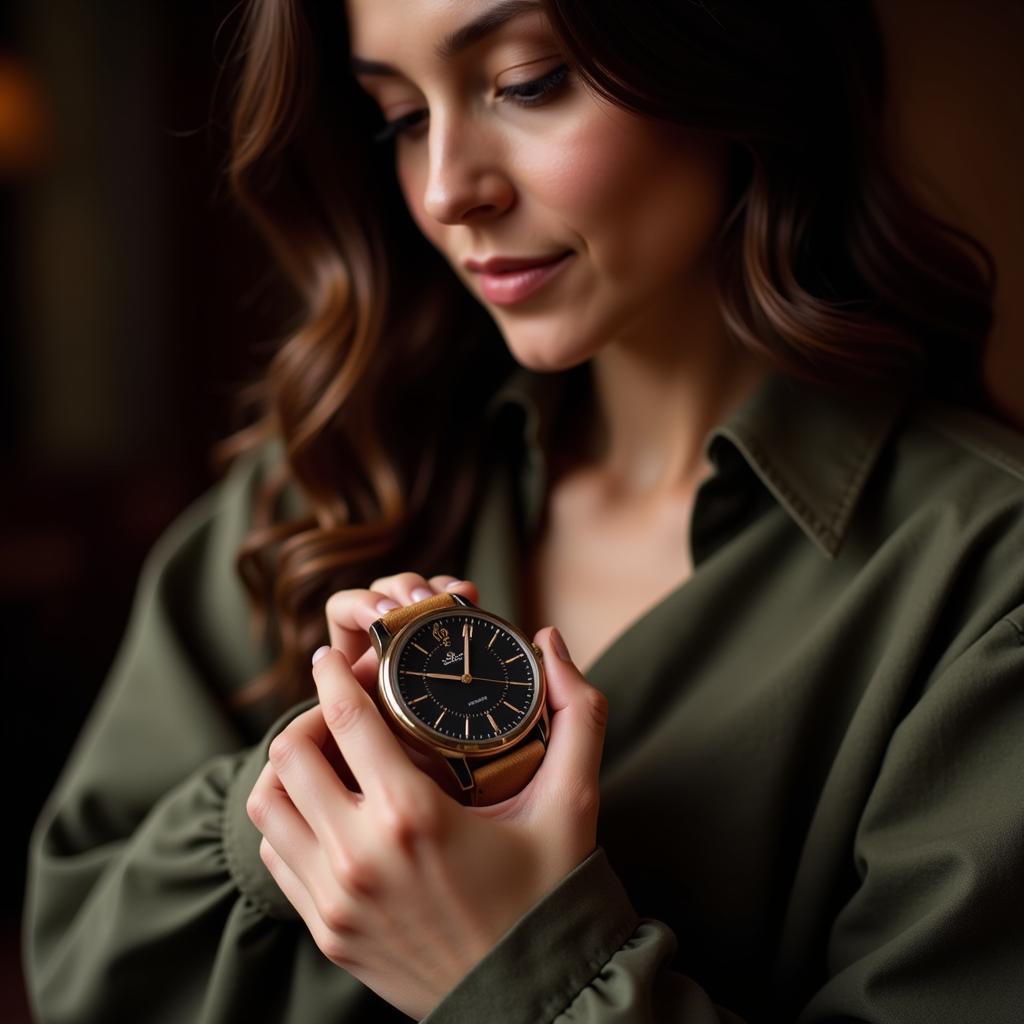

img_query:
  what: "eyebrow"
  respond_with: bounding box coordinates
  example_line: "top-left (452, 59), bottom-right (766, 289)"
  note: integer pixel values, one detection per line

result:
top-left (350, 0), bottom-right (543, 78)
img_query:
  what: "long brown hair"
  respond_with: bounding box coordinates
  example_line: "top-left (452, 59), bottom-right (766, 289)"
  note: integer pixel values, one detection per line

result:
top-left (212, 0), bottom-right (996, 710)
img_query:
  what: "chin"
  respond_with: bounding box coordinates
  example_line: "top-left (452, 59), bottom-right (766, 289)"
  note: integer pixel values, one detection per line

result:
top-left (501, 328), bottom-right (597, 375)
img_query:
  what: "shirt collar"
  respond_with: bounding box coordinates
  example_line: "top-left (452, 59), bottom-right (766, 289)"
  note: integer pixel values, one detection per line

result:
top-left (484, 363), bottom-right (911, 559)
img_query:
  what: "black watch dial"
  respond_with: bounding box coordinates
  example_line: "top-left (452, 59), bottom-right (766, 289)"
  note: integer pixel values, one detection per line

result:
top-left (392, 612), bottom-right (539, 743)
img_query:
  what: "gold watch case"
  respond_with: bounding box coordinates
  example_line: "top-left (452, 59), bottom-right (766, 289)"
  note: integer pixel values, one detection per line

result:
top-left (369, 595), bottom-right (549, 762)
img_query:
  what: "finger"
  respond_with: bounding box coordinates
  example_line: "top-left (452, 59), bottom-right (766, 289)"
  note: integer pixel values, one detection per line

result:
top-left (290, 664), bottom-right (459, 795)
top-left (304, 704), bottom-right (363, 792)
top-left (367, 571), bottom-right (447, 605)
top-left (312, 647), bottom-right (423, 805)
top-left (269, 708), bottom-right (361, 842)
top-left (246, 760), bottom-right (322, 892)
top-left (258, 836), bottom-right (318, 920)
top-left (323, 576), bottom-right (478, 686)
top-left (532, 627), bottom-right (609, 808)
top-left (259, 839), bottom-right (365, 969)
top-left (325, 588), bottom-right (402, 668)
top-left (428, 575), bottom-right (479, 602)
top-left (270, 705), bottom-right (360, 792)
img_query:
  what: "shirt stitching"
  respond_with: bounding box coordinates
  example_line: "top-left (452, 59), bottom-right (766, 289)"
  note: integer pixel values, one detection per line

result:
top-left (829, 412), bottom-right (893, 532)
top-left (734, 397), bottom-right (901, 554)
top-left (732, 434), bottom-right (839, 551)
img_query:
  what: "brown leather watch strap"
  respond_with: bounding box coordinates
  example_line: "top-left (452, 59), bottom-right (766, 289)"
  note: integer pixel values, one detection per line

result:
top-left (378, 591), bottom-right (457, 634)
top-left (468, 738), bottom-right (546, 806)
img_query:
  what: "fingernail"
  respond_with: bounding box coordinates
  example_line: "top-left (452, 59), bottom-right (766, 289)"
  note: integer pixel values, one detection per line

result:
top-left (551, 628), bottom-right (572, 662)
top-left (445, 579), bottom-right (464, 590)
top-left (376, 598), bottom-right (400, 613)
top-left (312, 645), bottom-right (331, 666)
top-left (411, 586), bottom-right (432, 601)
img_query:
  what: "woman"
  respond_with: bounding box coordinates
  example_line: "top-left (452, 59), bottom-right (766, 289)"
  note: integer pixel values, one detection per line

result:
top-left (24, 0), bottom-right (1024, 1021)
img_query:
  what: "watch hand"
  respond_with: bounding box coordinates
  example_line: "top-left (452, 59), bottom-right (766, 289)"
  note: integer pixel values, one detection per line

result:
top-left (400, 670), bottom-right (517, 686)
top-left (464, 626), bottom-right (471, 677)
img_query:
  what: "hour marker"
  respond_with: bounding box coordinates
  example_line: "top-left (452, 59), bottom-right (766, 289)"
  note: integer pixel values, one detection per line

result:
top-left (434, 710), bottom-right (446, 728)
top-left (508, 681), bottom-right (531, 686)
top-left (410, 695), bottom-right (430, 704)
top-left (463, 622), bottom-right (473, 637)
top-left (465, 716), bottom-right (470, 738)
top-left (501, 700), bottom-right (519, 712)
top-left (487, 629), bottom-right (498, 649)
top-left (486, 713), bottom-right (499, 734)
top-left (412, 642), bottom-right (429, 655)
top-left (505, 653), bottom-right (523, 664)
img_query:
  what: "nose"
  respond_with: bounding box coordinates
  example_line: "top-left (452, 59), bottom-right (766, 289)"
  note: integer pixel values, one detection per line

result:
top-left (421, 112), bottom-right (514, 225)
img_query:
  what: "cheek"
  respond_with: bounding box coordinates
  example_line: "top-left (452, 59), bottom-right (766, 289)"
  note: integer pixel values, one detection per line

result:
top-left (550, 110), bottom-right (733, 285)
top-left (394, 100), bottom-right (732, 291)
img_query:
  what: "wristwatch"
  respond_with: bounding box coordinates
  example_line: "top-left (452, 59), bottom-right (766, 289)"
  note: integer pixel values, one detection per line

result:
top-left (368, 591), bottom-right (549, 806)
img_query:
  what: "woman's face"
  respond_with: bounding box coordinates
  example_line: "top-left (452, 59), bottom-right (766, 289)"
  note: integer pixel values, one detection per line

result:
top-left (345, 0), bottom-right (735, 371)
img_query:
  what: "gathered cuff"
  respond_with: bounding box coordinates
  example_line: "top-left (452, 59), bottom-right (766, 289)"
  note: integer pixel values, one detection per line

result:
top-left (223, 697), bottom-right (318, 921)
top-left (423, 845), bottom-right (642, 1024)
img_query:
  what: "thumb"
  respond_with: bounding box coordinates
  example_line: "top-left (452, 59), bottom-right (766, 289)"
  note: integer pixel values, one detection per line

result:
top-left (535, 626), bottom-right (609, 802)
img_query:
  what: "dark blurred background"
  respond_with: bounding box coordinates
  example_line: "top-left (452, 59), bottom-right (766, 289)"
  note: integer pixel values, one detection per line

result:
top-left (0, 3), bottom-right (293, 1020)
top-left (1, 1), bottom-right (1021, 1020)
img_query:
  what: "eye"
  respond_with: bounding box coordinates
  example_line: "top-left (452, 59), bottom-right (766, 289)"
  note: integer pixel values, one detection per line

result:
top-left (371, 63), bottom-right (571, 145)
top-left (498, 61), bottom-right (571, 105)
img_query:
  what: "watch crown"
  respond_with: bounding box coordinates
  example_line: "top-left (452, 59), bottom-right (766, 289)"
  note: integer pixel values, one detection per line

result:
top-left (531, 642), bottom-right (544, 660)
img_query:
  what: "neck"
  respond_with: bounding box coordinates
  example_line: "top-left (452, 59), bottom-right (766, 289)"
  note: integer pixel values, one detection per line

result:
top-left (576, 283), bottom-right (773, 504)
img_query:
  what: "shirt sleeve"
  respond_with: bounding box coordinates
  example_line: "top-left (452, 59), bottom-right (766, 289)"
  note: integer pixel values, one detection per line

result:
top-left (423, 608), bottom-right (1024, 1024)
top-left (23, 446), bottom-right (408, 1024)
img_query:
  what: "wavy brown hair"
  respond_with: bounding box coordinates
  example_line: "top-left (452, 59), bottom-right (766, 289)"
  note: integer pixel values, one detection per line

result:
top-left (211, 0), bottom-right (997, 710)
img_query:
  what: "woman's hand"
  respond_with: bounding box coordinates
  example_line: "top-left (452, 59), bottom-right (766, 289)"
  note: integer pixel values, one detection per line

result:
top-left (246, 604), bottom-right (608, 1020)
top-left (319, 571), bottom-right (480, 795)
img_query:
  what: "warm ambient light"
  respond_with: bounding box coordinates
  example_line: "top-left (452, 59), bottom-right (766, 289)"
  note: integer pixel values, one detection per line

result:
top-left (0, 52), bottom-right (50, 179)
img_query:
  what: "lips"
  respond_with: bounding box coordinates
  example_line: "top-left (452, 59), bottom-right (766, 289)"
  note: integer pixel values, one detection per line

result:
top-left (465, 251), bottom-right (573, 275)
top-left (472, 251), bottom-right (576, 306)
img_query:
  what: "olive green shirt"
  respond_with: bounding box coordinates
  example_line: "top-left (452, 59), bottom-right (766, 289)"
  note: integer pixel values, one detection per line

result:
top-left (24, 365), bottom-right (1024, 1023)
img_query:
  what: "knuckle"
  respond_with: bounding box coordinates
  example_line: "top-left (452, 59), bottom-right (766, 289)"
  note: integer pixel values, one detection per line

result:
top-left (319, 930), bottom-right (355, 967)
top-left (575, 781), bottom-right (602, 819)
top-left (318, 892), bottom-right (355, 934)
top-left (324, 590), bottom-right (352, 623)
top-left (397, 572), bottom-right (430, 595)
top-left (562, 775), bottom-right (601, 819)
top-left (322, 695), bottom-right (363, 734)
top-left (340, 856), bottom-right (381, 897)
top-left (379, 786), bottom-right (439, 847)
top-left (581, 688), bottom-right (610, 731)
top-left (246, 792), bottom-right (270, 828)
top-left (268, 733), bottom-right (296, 767)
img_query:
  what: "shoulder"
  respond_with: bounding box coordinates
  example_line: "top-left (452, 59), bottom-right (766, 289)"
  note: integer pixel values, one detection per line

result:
top-left (912, 398), bottom-right (1024, 485)
top-left (863, 398), bottom-right (1024, 645)
top-left (147, 436), bottom-right (288, 576)
top-left (882, 397), bottom-right (1024, 514)
top-left (129, 436), bottom-right (291, 698)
